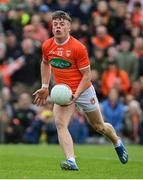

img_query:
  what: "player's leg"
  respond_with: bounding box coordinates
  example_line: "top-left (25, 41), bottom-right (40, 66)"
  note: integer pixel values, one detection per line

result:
top-left (85, 108), bottom-right (128, 164)
top-left (76, 85), bottom-right (128, 164)
top-left (86, 108), bottom-right (118, 144)
top-left (54, 103), bottom-right (75, 158)
top-left (53, 103), bottom-right (79, 170)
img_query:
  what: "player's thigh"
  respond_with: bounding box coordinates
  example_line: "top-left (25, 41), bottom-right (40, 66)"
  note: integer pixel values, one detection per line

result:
top-left (53, 103), bottom-right (75, 127)
top-left (76, 85), bottom-right (99, 112)
top-left (85, 107), bottom-right (104, 128)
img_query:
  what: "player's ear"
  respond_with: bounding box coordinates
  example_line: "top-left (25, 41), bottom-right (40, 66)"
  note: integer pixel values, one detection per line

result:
top-left (67, 21), bottom-right (71, 32)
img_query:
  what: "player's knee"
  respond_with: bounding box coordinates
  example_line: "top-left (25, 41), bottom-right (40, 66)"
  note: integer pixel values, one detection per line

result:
top-left (55, 119), bottom-right (66, 130)
top-left (95, 124), bottom-right (105, 134)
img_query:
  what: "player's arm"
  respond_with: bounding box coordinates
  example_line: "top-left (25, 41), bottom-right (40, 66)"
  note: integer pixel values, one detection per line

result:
top-left (73, 45), bottom-right (91, 101)
top-left (74, 66), bottom-right (91, 99)
top-left (33, 60), bottom-right (51, 106)
top-left (67, 66), bottom-right (91, 105)
top-left (41, 60), bottom-right (51, 86)
top-left (33, 40), bottom-right (51, 106)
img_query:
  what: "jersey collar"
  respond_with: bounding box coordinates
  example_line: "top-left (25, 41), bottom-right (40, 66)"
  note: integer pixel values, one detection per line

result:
top-left (54, 35), bottom-right (70, 46)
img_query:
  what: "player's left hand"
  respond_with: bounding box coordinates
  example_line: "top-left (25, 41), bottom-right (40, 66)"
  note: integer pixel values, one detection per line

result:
top-left (33, 88), bottom-right (49, 106)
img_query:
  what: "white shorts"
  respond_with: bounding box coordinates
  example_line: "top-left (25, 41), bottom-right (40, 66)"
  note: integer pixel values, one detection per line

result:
top-left (75, 85), bottom-right (100, 112)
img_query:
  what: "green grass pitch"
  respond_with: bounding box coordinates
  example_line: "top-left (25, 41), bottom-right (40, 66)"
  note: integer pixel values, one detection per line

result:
top-left (0, 144), bottom-right (143, 179)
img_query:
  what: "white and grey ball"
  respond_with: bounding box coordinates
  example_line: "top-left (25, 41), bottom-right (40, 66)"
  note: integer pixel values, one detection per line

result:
top-left (50, 84), bottom-right (72, 105)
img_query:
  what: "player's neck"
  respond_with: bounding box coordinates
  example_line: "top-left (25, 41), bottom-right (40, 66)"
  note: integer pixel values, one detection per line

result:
top-left (54, 35), bottom-right (70, 45)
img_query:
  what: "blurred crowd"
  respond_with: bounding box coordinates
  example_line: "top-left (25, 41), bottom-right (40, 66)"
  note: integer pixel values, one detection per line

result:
top-left (0, 0), bottom-right (143, 145)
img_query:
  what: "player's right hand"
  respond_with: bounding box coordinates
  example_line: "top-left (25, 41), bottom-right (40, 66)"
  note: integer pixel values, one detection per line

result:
top-left (60, 94), bottom-right (78, 106)
top-left (33, 88), bottom-right (49, 106)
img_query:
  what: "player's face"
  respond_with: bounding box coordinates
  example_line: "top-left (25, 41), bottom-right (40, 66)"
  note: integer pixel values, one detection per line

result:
top-left (52, 19), bottom-right (71, 39)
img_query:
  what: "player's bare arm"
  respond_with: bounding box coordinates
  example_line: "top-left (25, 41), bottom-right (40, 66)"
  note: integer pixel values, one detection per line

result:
top-left (73, 66), bottom-right (91, 101)
top-left (33, 60), bottom-right (51, 106)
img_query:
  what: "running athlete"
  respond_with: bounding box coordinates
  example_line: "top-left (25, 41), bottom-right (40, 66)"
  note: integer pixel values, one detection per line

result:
top-left (33, 11), bottom-right (128, 170)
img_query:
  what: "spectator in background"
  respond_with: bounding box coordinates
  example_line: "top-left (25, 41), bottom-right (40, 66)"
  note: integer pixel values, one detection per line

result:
top-left (0, 0), bottom-right (10, 4)
top-left (41, 100), bottom-right (58, 144)
top-left (39, 4), bottom-right (52, 34)
top-left (5, 30), bottom-right (22, 62)
top-left (2, 9), bottom-right (23, 40)
top-left (130, 26), bottom-right (141, 40)
top-left (139, 115), bottom-right (143, 144)
top-left (0, 3), bottom-right (9, 33)
top-left (90, 69), bottom-right (103, 101)
top-left (108, 1), bottom-right (128, 43)
top-left (71, 17), bottom-right (89, 46)
top-left (114, 36), bottom-right (138, 83)
top-left (15, 4), bottom-right (30, 26)
top-left (0, 34), bottom-right (5, 46)
top-left (52, 0), bottom-right (78, 17)
top-left (133, 37), bottom-right (143, 58)
top-left (78, 0), bottom-right (95, 24)
top-left (138, 78), bottom-right (143, 143)
top-left (130, 77), bottom-right (143, 111)
top-left (138, 56), bottom-right (143, 77)
top-left (101, 88), bottom-right (125, 134)
top-left (139, 76), bottom-right (143, 110)
top-left (1, 86), bottom-right (14, 119)
top-left (92, 0), bottom-right (110, 27)
top-left (108, 0), bottom-right (119, 16)
top-left (128, 0), bottom-right (143, 13)
top-left (5, 92), bottom-right (36, 143)
top-left (123, 13), bottom-right (134, 38)
top-left (42, 0), bottom-right (56, 10)
top-left (23, 100), bottom-right (58, 144)
top-left (130, 80), bottom-right (141, 102)
top-left (11, 38), bottom-right (40, 88)
top-left (23, 108), bottom-right (48, 144)
top-left (0, 96), bottom-right (9, 143)
top-left (91, 47), bottom-right (107, 75)
top-left (124, 99), bottom-right (142, 143)
top-left (23, 24), bottom-right (41, 49)
top-left (91, 25), bottom-right (114, 50)
top-left (23, 24), bottom-right (35, 39)
top-left (44, 109), bottom-right (58, 144)
top-left (69, 109), bottom-right (89, 144)
top-left (0, 42), bottom-right (6, 67)
top-left (0, 42), bottom-right (24, 87)
top-left (130, 1), bottom-right (143, 30)
top-left (101, 59), bottom-right (130, 97)
top-left (71, 18), bottom-right (82, 40)
top-left (107, 46), bottom-right (118, 61)
top-left (14, 92), bottom-right (36, 127)
top-left (30, 14), bottom-right (49, 43)
top-left (133, 37), bottom-right (143, 77)
top-left (10, 82), bottom-right (31, 104)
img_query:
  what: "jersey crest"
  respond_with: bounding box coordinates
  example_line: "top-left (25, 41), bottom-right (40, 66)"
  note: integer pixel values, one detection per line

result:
top-left (66, 50), bottom-right (71, 57)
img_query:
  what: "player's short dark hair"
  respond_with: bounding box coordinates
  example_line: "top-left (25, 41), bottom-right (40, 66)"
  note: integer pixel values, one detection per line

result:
top-left (52, 10), bottom-right (72, 22)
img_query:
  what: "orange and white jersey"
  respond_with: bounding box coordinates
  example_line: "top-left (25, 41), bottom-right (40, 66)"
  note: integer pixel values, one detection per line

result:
top-left (42, 36), bottom-right (91, 93)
